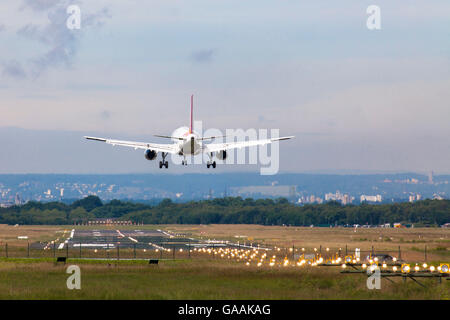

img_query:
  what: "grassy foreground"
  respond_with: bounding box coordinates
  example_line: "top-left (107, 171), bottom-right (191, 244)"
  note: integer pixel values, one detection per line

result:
top-left (0, 259), bottom-right (448, 300)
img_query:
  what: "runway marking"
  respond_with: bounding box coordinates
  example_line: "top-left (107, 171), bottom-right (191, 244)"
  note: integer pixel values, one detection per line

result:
top-left (58, 229), bottom-right (75, 250)
top-left (116, 230), bottom-right (125, 238)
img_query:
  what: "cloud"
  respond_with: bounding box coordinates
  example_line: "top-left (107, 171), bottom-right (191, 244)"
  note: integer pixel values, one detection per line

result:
top-left (1, 60), bottom-right (27, 79)
top-left (10, 0), bottom-right (111, 78)
top-left (190, 49), bottom-right (216, 63)
top-left (0, 24), bottom-right (6, 32)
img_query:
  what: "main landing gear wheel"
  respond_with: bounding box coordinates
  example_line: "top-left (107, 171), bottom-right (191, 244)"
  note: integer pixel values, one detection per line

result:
top-left (159, 152), bottom-right (169, 169)
top-left (207, 161), bottom-right (216, 169)
top-left (159, 161), bottom-right (168, 169)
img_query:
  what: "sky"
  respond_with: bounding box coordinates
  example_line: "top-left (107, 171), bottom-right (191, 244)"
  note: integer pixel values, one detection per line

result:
top-left (0, 0), bottom-right (449, 174)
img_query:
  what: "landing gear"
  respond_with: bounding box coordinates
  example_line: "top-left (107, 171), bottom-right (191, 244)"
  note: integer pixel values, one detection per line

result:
top-left (206, 152), bottom-right (216, 169)
top-left (181, 157), bottom-right (188, 166)
top-left (159, 152), bottom-right (169, 169)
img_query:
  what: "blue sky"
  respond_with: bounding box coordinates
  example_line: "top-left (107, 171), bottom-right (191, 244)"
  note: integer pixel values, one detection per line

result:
top-left (0, 1), bottom-right (449, 174)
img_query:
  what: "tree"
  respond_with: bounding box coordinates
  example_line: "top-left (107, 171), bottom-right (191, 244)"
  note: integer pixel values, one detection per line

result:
top-left (71, 195), bottom-right (103, 211)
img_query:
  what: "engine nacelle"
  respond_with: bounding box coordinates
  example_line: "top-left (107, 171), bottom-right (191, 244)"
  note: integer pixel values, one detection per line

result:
top-left (145, 149), bottom-right (157, 160)
top-left (216, 150), bottom-right (227, 160)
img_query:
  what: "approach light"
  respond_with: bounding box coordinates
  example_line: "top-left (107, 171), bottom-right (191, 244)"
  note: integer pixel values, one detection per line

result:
top-left (326, 248), bottom-right (329, 252)
top-left (392, 257), bottom-right (397, 262)
top-left (401, 264), bottom-right (410, 273)
top-left (422, 263), bottom-right (427, 268)
top-left (362, 264), bottom-right (367, 269)
top-left (382, 263), bottom-right (387, 269)
top-left (414, 265), bottom-right (420, 272)
top-left (440, 263), bottom-right (449, 274)
top-left (345, 256), bottom-right (352, 263)
top-left (429, 266), bottom-right (435, 272)
top-left (393, 266), bottom-right (398, 272)
top-left (341, 264), bottom-right (346, 269)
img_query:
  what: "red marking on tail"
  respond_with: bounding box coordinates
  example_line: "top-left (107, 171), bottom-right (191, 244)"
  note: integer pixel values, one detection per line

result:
top-left (190, 94), bottom-right (193, 134)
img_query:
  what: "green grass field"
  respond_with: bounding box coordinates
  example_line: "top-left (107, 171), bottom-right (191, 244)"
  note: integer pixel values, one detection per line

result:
top-left (0, 258), bottom-right (448, 300)
top-left (0, 224), bottom-right (448, 299)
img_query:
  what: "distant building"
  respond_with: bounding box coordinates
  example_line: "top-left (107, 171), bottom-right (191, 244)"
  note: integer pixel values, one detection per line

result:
top-left (428, 171), bottom-right (434, 184)
top-left (15, 193), bottom-right (22, 205)
top-left (360, 194), bottom-right (382, 203)
top-left (231, 185), bottom-right (296, 198)
top-left (409, 194), bottom-right (422, 202)
top-left (342, 194), bottom-right (351, 205)
top-left (325, 190), bottom-right (353, 205)
top-left (87, 218), bottom-right (132, 225)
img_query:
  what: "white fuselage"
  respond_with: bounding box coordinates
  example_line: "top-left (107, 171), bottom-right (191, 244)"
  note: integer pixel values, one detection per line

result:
top-left (172, 126), bottom-right (202, 156)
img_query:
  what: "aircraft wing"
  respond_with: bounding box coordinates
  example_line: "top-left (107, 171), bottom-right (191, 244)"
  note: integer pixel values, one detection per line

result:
top-left (203, 136), bottom-right (294, 153)
top-left (84, 136), bottom-right (179, 154)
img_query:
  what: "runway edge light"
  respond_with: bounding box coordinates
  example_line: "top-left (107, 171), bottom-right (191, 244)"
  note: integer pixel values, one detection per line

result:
top-left (439, 263), bottom-right (449, 274)
top-left (401, 264), bottom-right (410, 273)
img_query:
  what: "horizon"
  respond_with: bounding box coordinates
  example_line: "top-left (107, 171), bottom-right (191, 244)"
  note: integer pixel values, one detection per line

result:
top-left (0, 170), bottom-right (449, 176)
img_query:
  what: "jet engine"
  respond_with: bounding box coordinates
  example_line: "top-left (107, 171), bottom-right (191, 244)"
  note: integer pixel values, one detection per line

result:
top-left (145, 149), bottom-right (157, 160)
top-left (216, 150), bottom-right (227, 160)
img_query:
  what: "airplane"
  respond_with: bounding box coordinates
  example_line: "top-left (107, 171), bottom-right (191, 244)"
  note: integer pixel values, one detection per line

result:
top-left (84, 95), bottom-right (294, 169)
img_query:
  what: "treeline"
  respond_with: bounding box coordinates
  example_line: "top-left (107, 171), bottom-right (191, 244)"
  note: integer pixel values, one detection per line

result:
top-left (0, 196), bottom-right (449, 226)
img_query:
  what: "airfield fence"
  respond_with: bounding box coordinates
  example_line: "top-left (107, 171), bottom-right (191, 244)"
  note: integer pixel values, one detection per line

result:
top-left (0, 241), bottom-right (438, 264)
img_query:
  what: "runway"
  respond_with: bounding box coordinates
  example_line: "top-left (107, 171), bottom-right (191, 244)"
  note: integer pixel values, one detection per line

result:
top-left (30, 228), bottom-right (269, 253)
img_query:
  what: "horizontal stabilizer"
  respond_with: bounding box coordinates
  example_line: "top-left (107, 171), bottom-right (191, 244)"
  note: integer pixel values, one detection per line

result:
top-left (154, 135), bottom-right (185, 141)
top-left (84, 136), bottom-right (107, 142)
